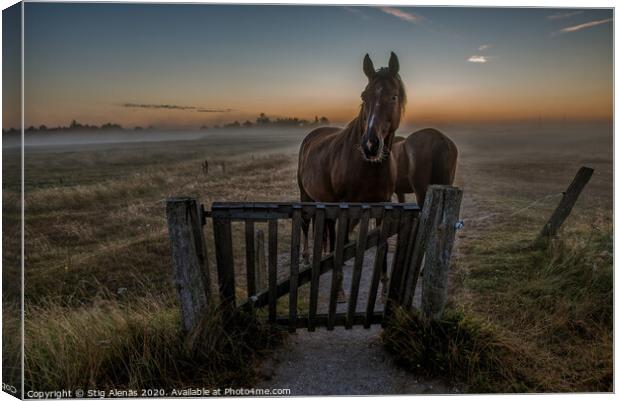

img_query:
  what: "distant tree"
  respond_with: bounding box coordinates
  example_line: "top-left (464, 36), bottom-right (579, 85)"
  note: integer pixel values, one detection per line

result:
top-left (69, 120), bottom-right (84, 130)
top-left (243, 120), bottom-right (253, 128)
top-left (101, 122), bottom-right (123, 130)
top-left (224, 120), bottom-right (241, 128)
top-left (256, 113), bottom-right (271, 125)
top-left (134, 126), bottom-right (143, 131)
top-left (38, 125), bottom-right (47, 131)
top-left (314, 115), bottom-right (319, 124)
top-left (200, 125), bottom-right (209, 130)
top-left (26, 126), bottom-right (36, 132)
top-left (319, 116), bottom-right (330, 124)
top-left (213, 124), bottom-right (220, 129)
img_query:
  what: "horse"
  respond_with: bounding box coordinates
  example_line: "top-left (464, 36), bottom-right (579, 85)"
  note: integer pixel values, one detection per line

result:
top-left (297, 52), bottom-right (406, 301)
top-left (393, 128), bottom-right (458, 205)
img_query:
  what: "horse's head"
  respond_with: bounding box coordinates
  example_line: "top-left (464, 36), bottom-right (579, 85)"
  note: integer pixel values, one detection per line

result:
top-left (358, 52), bottom-right (406, 162)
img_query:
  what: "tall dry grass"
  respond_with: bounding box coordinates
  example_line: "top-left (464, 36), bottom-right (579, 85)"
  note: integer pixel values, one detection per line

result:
top-left (384, 225), bottom-right (613, 392)
top-left (25, 295), bottom-right (281, 391)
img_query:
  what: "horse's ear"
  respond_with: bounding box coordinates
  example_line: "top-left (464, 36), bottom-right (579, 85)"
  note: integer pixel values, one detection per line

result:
top-left (363, 54), bottom-right (375, 80)
top-left (388, 52), bottom-right (399, 76)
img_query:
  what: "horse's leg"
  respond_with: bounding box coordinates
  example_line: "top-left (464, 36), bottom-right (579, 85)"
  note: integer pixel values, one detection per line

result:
top-left (324, 219), bottom-right (335, 255)
top-left (375, 217), bottom-right (390, 304)
top-left (332, 217), bottom-right (349, 303)
top-left (397, 192), bottom-right (405, 203)
top-left (299, 187), bottom-right (314, 264)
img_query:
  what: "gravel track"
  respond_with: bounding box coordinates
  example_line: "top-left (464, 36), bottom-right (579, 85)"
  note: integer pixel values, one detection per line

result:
top-left (257, 245), bottom-right (457, 395)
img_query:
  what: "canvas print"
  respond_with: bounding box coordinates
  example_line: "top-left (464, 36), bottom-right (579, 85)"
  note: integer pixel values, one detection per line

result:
top-left (2, 2), bottom-right (614, 398)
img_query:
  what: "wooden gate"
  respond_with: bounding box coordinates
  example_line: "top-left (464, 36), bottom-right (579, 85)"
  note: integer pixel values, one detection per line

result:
top-left (166, 185), bottom-right (462, 332)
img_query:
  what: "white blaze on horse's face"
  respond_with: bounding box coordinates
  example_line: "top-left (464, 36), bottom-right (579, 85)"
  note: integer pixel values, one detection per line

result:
top-left (360, 52), bottom-right (403, 163)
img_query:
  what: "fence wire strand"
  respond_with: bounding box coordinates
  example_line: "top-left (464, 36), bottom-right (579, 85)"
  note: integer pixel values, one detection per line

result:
top-left (456, 192), bottom-right (563, 229)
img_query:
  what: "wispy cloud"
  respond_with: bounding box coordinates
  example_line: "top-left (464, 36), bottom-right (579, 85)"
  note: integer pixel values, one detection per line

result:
top-left (378, 7), bottom-right (424, 24)
top-left (196, 108), bottom-right (233, 113)
top-left (552, 18), bottom-right (613, 36)
top-left (467, 55), bottom-right (489, 63)
top-left (343, 6), bottom-right (371, 20)
top-left (547, 10), bottom-right (583, 20)
top-left (123, 103), bottom-right (195, 110)
top-left (478, 44), bottom-right (491, 51)
top-left (122, 103), bottom-right (232, 112)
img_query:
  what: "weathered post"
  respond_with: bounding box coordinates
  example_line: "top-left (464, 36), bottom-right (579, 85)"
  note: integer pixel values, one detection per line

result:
top-left (166, 197), bottom-right (210, 332)
top-left (400, 187), bottom-right (443, 309)
top-left (539, 166), bottom-right (594, 239)
top-left (421, 186), bottom-right (463, 320)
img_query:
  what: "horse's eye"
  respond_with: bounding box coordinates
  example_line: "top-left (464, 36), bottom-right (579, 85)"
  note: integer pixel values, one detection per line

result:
top-left (391, 95), bottom-right (398, 102)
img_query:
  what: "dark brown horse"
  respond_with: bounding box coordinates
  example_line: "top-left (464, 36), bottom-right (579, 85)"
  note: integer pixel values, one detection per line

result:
top-left (297, 52), bottom-right (406, 300)
top-left (393, 128), bottom-right (458, 205)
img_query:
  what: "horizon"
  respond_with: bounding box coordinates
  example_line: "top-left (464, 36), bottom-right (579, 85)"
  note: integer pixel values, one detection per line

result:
top-left (2, 4), bottom-right (614, 129)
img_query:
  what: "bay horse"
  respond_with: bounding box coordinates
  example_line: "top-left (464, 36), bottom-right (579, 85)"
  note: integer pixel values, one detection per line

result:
top-left (393, 128), bottom-right (458, 205)
top-left (297, 52), bottom-right (406, 301)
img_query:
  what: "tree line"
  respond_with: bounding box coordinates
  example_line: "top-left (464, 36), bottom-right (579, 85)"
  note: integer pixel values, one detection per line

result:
top-left (203, 113), bottom-right (330, 130)
top-left (3, 113), bottom-right (331, 134)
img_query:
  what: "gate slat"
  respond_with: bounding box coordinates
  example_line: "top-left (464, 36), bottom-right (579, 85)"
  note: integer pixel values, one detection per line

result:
top-left (268, 219), bottom-right (278, 323)
top-left (398, 217), bottom-right (420, 304)
top-left (240, 226), bottom-right (381, 311)
top-left (213, 217), bottom-right (236, 309)
top-left (308, 205), bottom-right (325, 331)
top-left (365, 209), bottom-right (391, 328)
top-left (384, 210), bottom-right (414, 319)
top-left (288, 206), bottom-right (302, 332)
top-left (245, 221), bottom-right (256, 297)
top-left (346, 205), bottom-right (370, 329)
top-left (328, 205), bottom-right (348, 330)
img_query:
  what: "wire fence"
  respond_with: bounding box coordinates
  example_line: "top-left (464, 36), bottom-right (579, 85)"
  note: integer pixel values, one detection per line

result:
top-left (456, 192), bottom-right (563, 230)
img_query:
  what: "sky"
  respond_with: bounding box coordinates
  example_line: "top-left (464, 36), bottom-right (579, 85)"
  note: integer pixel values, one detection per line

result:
top-left (2, 3), bottom-right (614, 129)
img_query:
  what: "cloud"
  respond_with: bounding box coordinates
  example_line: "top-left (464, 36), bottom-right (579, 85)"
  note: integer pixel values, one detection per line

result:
top-left (122, 103), bottom-right (232, 113)
top-left (123, 103), bottom-right (196, 110)
top-left (478, 44), bottom-right (491, 51)
top-left (467, 55), bottom-right (488, 63)
top-left (547, 10), bottom-right (583, 20)
top-left (378, 7), bottom-right (423, 23)
top-left (343, 6), bottom-right (371, 20)
top-left (552, 18), bottom-right (613, 35)
top-left (196, 108), bottom-right (233, 113)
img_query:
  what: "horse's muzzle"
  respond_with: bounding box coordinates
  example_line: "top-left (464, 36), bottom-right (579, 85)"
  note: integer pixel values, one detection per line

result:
top-left (362, 146), bottom-right (379, 160)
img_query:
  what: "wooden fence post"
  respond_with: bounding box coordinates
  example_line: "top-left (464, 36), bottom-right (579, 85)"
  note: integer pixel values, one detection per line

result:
top-left (421, 186), bottom-right (463, 320)
top-left (539, 166), bottom-right (594, 239)
top-left (166, 197), bottom-right (210, 332)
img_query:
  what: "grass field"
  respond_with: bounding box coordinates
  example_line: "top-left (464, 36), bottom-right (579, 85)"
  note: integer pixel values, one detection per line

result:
top-left (2, 121), bottom-right (613, 393)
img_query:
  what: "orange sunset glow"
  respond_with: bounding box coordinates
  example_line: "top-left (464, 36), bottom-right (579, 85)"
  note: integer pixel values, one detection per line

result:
top-left (3, 4), bottom-right (613, 130)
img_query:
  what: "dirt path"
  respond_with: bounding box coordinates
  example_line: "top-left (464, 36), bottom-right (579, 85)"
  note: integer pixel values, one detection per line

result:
top-left (257, 247), bottom-right (458, 395)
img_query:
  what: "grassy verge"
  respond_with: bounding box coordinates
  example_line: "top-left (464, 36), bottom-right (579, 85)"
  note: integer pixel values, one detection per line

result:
top-left (383, 225), bottom-right (612, 393)
top-left (25, 295), bottom-right (282, 392)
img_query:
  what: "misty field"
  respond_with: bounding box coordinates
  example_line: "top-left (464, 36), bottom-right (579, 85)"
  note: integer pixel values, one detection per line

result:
top-left (3, 122), bottom-right (613, 392)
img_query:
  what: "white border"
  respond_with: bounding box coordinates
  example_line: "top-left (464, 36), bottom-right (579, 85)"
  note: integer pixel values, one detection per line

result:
top-left (0, 2), bottom-right (615, 401)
